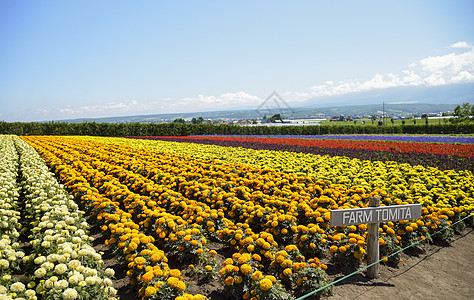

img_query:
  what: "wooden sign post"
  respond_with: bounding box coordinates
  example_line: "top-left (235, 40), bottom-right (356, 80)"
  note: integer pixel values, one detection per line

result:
top-left (366, 196), bottom-right (380, 278)
top-left (330, 197), bottom-right (422, 278)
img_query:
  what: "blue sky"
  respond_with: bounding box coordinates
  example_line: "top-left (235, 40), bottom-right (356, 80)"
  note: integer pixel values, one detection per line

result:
top-left (1, 0), bottom-right (473, 121)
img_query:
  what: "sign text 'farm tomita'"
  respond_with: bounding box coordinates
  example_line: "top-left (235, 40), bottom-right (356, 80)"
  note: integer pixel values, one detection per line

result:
top-left (330, 204), bottom-right (422, 227)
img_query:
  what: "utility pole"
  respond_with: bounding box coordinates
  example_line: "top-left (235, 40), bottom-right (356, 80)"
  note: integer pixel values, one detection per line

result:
top-left (382, 100), bottom-right (385, 126)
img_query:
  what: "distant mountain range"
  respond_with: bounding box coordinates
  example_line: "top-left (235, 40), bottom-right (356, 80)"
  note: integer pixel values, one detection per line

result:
top-left (54, 83), bottom-right (473, 123)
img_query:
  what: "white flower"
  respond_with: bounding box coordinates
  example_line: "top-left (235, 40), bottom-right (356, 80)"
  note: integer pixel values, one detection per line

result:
top-left (10, 281), bottom-right (26, 292)
top-left (34, 256), bottom-right (46, 265)
top-left (0, 259), bottom-right (9, 269)
top-left (54, 279), bottom-right (69, 289)
top-left (68, 275), bottom-right (80, 285)
top-left (0, 285), bottom-right (7, 293)
top-left (54, 263), bottom-right (68, 274)
top-left (105, 268), bottom-right (115, 277)
top-left (47, 254), bottom-right (58, 262)
top-left (103, 278), bottom-right (113, 287)
top-left (25, 289), bottom-right (36, 297)
top-left (44, 279), bottom-right (54, 289)
top-left (41, 241), bottom-right (51, 248)
top-left (67, 260), bottom-right (81, 270)
top-left (41, 262), bottom-right (54, 271)
top-left (34, 267), bottom-right (47, 278)
top-left (108, 287), bottom-right (117, 296)
top-left (62, 288), bottom-right (78, 300)
top-left (85, 276), bottom-right (96, 286)
top-left (86, 268), bottom-right (97, 277)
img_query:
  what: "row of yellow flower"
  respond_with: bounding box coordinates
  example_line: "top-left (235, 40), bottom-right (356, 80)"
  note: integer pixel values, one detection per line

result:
top-left (21, 136), bottom-right (207, 300)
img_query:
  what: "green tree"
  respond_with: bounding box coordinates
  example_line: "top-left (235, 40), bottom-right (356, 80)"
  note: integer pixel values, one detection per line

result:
top-left (173, 118), bottom-right (186, 124)
top-left (451, 102), bottom-right (473, 123)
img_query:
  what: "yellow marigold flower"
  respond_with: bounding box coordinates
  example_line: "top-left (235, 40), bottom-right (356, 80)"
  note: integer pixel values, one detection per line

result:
top-left (142, 271), bottom-right (154, 282)
top-left (134, 256), bottom-right (146, 265)
top-left (205, 265), bottom-right (212, 272)
top-left (329, 245), bottom-right (338, 253)
top-left (151, 254), bottom-right (162, 262)
top-left (175, 280), bottom-right (186, 291)
top-left (283, 268), bottom-right (292, 276)
top-left (275, 255), bottom-right (285, 264)
top-left (238, 253), bottom-right (251, 265)
top-left (234, 276), bottom-right (243, 284)
top-left (224, 276), bottom-right (234, 286)
top-left (281, 259), bottom-right (292, 268)
top-left (252, 254), bottom-right (261, 261)
top-left (128, 241), bottom-right (138, 251)
top-left (240, 264), bottom-right (252, 275)
top-left (259, 278), bottom-right (273, 291)
top-left (223, 258), bottom-right (234, 266)
top-left (144, 286), bottom-right (157, 296)
top-left (169, 269), bottom-right (181, 278)
top-left (153, 268), bottom-right (163, 276)
top-left (339, 246), bottom-right (347, 253)
top-left (353, 248), bottom-right (365, 259)
top-left (348, 225), bottom-right (357, 232)
top-left (251, 271), bottom-right (263, 281)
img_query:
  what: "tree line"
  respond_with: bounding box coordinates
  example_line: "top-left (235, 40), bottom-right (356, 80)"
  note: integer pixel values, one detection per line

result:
top-left (1, 121), bottom-right (473, 136)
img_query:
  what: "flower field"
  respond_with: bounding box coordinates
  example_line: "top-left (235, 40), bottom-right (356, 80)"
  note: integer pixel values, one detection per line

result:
top-left (2, 134), bottom-right (473, 300)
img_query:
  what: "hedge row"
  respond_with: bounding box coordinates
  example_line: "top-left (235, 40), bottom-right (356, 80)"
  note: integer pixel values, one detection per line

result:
top-left (1, 121), bottom-right (473, 136)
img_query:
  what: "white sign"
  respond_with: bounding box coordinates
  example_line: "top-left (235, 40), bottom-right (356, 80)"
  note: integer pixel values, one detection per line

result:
top-left (330, 204), bottom-right (422, 227)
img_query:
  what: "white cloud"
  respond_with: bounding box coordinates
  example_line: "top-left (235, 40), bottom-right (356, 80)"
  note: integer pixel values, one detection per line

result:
top-left (56, 100), bottom-right (141, 117)
top-left (168, 92), bottom-right (261, 111)
top-left (451, 41), bottom-right (470, 48)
